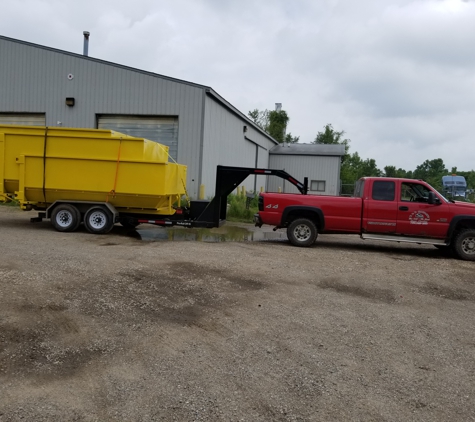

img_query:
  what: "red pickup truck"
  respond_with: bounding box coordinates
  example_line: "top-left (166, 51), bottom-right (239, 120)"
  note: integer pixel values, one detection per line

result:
top-left (255, 177), bottom-right (475, 261)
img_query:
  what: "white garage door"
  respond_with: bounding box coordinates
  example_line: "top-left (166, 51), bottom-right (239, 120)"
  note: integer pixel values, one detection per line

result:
top-left (98, 115), bottom-right (179, 161)
top-left (0, 113), bottom-right (46, 126)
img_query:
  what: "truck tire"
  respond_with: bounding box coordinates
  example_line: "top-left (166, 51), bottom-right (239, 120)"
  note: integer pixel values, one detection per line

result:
top-left (452, 229), bottom-right (475, 261)
top-left (84, 206), bottom-right (114, 234)
top-left (287, 218), bottom-right (318, 247)
top-left (51, 204), bottom-right (81, 232)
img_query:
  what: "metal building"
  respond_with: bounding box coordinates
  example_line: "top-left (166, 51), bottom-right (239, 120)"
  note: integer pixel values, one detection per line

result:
top-left (0, 35), bottom-right (276, 199)
top-left (268, 144), bottom-right (345, 195)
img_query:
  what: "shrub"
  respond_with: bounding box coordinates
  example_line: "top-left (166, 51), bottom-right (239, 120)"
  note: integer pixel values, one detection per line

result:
top-left (226, 193), bottom-right (259, 223)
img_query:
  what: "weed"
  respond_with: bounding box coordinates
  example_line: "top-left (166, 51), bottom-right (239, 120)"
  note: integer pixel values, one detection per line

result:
top-left (226, 193), bottom-right (259, 223)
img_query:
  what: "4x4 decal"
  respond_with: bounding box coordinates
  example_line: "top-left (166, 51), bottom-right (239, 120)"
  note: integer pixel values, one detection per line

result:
top-left (266, 204), bottom-right (279, 209)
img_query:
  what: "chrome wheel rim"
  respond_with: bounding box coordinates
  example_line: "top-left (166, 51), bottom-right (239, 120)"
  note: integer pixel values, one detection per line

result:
top-left (461, 236), bottom-right (475, 255)
top-left (293, 224), bottom-right (311, 242)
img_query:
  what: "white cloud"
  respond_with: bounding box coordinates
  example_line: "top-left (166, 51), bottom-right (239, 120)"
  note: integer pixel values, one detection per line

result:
top-left (2, 0), bottom-right (475, 171)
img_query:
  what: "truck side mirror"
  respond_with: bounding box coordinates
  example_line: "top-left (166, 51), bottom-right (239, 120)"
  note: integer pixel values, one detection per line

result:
top-left (428, 192), bottom-right (439, 205)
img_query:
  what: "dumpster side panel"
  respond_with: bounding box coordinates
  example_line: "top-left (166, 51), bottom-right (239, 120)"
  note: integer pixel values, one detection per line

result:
top-left (0, 125), bottom-right (185, 214)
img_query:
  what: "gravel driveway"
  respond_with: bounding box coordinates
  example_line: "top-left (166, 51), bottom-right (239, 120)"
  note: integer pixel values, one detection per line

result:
top-left (1, 206), bottom-right (474, 421)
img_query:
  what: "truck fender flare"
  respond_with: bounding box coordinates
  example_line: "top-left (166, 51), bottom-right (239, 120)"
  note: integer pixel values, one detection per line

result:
top-left (281, 206), bottom-right (324, 231)
top-left (447, 215), bottom-right (475, 242)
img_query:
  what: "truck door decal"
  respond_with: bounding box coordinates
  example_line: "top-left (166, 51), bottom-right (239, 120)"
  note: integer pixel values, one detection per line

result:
top-left (409, 210), bottom-right (430, 225)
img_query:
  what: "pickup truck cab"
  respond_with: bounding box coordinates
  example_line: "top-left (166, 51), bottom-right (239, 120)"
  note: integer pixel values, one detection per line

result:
top-left (255, 177), bottom-right (475, 261)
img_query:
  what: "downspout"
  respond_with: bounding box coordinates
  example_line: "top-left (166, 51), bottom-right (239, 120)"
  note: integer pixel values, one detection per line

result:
top-left (198, 88), bottom-right (206, 198)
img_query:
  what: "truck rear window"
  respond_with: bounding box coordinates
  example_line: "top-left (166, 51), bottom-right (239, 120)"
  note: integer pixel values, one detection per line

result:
top-left (372, 181), bottom-right (395, 201)
top-left (354, 180), bottom-right (365, 197)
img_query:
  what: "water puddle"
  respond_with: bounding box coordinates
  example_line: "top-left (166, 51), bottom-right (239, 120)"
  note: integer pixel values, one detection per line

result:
top-left (127, 224), bottom-right (287, 243)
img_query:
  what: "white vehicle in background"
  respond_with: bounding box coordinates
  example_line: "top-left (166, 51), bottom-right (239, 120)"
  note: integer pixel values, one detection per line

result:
top-left (442, 175), bottom-right (467, 199)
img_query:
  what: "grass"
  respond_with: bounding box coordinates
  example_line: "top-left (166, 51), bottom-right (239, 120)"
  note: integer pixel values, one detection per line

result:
top-left (226, 193), bottom-right (259, 223)
top-left (0, 198), bottom-right (19, 207)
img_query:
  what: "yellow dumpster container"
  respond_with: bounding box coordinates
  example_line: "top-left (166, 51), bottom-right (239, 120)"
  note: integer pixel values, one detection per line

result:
top-left (0, 125), bottom-right (186, 215)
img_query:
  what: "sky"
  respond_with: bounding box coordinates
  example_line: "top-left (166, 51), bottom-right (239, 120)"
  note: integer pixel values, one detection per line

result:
top-left (2, 0), bottom-right (475, 172)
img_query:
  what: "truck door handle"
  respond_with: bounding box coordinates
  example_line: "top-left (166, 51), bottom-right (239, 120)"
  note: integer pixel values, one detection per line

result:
top-left (399, 206), bottom-right (409, 211)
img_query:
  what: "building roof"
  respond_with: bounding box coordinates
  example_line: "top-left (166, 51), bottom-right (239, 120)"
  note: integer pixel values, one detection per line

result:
top-left (0, 34), bottom-right (278, 144)
top-left (270, 143), bottom-right (345, 156)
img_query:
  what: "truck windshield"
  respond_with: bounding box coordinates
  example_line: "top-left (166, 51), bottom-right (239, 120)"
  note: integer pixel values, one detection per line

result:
top-left (401, 182), bottom-right (448, 203)
top-left (426, 183), bottom-right (449, 203)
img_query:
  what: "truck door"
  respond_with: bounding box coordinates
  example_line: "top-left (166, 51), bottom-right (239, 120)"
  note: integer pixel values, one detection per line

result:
top-left (362, 180), bottom-right (398, 233)
top-left (396, 182), bottom-right (449, 238)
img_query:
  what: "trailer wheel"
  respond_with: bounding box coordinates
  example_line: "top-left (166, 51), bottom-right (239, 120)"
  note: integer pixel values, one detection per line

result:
top-left (287, 218), bottom-right (318, 247)
top-left (51, 204), bottom-right (81, 232)
top-left (84, 206), bottom-right (114, 234)
top-left (452, 229), bottom-right (475, 261)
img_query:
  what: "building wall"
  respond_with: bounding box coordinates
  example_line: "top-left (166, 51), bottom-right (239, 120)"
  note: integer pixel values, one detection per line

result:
top-left (268, 154), bottom-right (341, 195)
top-left (0, 36), bottom-right (280, 200)
top-left (201, 94), bottom-right (275, 197)
top-left (0, 36), bottom-right (205, 197)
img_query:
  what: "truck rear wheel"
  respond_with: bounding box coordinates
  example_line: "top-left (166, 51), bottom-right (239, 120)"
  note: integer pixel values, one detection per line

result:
top-left (51, 204), bottom-right (81, 232)
top-left (287, 218), bottom-right (318, 247)
top-left (84, 206), bottom-right (114, 234)
top-left (452, 229), bottom-right (475, 261)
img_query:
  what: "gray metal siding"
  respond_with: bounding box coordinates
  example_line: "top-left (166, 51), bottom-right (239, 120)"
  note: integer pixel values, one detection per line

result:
top-left (201, 95), bottom-right (275, 197)
top-left (0, 37), bottom-right (204, 198)
top-left (268, 155), bottom-right (341, 195)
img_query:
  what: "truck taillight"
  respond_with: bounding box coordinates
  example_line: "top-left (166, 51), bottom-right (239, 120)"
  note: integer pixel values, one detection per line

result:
top-left (258, 195), bottom-right (264, 211)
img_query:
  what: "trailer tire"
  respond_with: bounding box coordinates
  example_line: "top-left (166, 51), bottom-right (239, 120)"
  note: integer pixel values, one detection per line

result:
top-left (51, 204), bottom-right (81, 232)
top-left (287, 218), bottom-right (318, 247)
top-left (452, 229), bottom-right (475, 261)
top-left (84, 206), bottom-right (114, 234)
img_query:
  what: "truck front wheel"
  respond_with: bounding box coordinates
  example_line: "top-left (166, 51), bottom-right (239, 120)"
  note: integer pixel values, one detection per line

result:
top-left (51, 204), bottom-right (81, 232)
top-left (84, 206), bottom-right (114, 234)
top-left (452, 229), bottom-right (475, 261)
top-left (287, 218), bottom-right (318, 247)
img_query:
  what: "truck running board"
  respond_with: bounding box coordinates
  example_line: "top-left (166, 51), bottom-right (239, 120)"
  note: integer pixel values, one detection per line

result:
top-left (361, 233), bottom-right (447, 246)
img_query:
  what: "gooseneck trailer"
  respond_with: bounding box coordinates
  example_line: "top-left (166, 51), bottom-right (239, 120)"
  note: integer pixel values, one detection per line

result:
top-left (0, 125), bottom-right (307, 233)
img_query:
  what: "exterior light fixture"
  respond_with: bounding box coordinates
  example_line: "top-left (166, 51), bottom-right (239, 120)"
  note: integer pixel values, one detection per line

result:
top-left (65, 97), bottom-right (75, 107)
top-left (243, 125), bottom-right (247, 133)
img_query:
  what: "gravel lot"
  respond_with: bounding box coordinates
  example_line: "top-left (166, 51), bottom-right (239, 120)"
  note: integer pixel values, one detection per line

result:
top-left (1, 205), bottom-right (474, 422)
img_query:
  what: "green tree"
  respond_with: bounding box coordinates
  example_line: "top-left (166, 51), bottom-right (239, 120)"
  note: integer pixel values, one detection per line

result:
top-left (341, 152), bottom-right (381, 185)
top-left (383, 165), bottom-right (397, 177)
top-left (248, 108), bottom-right (298, 144)
top-left (383, 166), bottom-right (413, 178)
top-left (248, 109), bottom-right (269, 131)
top-left (313, 124), bottom-right (350, 160)
top-left (413, 158), bottom-right (447, 190)
top-left (312, 124), bottom-right (382, 188)
top-left (267, 110), bottom-right (289, 143)
top-left (285, 133), bottom-right (300, 144)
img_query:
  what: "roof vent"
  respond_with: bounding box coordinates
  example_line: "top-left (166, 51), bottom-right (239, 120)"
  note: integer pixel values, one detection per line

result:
top-left (83, 31), bottom-right (90, 56)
